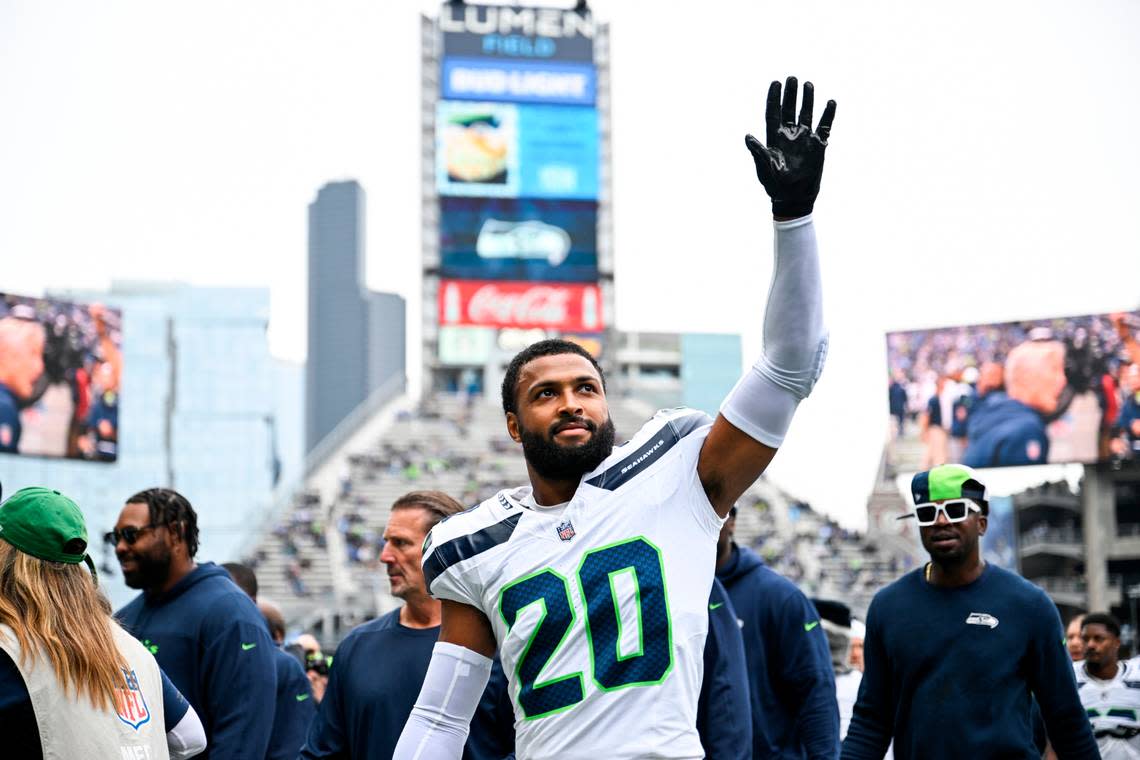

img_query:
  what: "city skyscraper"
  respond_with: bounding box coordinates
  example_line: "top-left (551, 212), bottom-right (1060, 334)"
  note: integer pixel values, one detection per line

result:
top-left (306, 180), bottom-right (406, 453)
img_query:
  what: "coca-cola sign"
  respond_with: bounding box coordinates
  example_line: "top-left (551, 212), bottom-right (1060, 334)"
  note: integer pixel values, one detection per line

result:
top-left (439, 279), bottom-right (603, 332)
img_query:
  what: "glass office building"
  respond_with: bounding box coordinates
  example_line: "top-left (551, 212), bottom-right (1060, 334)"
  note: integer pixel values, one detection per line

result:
top-left (0, 281), bottom-right (290, 607)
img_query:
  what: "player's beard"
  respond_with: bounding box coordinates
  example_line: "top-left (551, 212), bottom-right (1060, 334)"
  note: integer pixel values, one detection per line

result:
top-left (520, 415), bottom-right (616, 482)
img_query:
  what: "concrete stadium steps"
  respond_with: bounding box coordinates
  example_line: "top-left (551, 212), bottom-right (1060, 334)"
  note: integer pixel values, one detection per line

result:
top-left (255, 535), bottom-right (336, 620)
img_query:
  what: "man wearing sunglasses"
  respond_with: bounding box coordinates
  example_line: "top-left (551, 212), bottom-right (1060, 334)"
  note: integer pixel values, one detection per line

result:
top-left (113, 487), bottom-right (278, 760)
top-left (841, 464), bottom-right (1097, 760)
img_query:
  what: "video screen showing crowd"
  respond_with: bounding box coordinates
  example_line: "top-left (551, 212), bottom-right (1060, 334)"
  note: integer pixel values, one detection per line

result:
top-left (887, 311), bottom-right (1140, 471)
top-left (1, 75), bottom-right (1135, 760)
top-left (0, 294), bottom-right (122, 462)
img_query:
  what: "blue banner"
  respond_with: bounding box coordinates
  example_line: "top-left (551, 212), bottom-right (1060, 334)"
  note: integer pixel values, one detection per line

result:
top-left (442, 56), bottom-right (596, 106)
top-left (440, 198), bottom-right (598, 282)
top-left (437, 101), bottom-right (597, 200)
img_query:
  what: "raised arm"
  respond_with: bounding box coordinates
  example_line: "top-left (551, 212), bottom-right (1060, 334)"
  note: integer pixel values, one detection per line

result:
top-left (392, 600), bottom-right (497, 760)
top-left (699, 76), bottom-right (836, 516)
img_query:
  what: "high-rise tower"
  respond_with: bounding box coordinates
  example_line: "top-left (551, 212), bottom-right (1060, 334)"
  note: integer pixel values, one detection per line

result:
top-left (306, 180), bottom-right (405, 453)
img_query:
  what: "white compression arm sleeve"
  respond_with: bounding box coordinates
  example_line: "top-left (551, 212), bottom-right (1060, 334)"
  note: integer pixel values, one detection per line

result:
top-left (392, 642), bottom-right (493, 760)
top-left (720, 214), bottom-right (828, 448)
top-left (167, 703), bottom-right (208, 760)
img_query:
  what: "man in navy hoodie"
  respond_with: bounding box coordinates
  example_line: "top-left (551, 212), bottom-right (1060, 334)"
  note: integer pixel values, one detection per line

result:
top-left (222, 561), bottom-right (315, 760)
top-left (716, 506), bottom-right (839, 758)
top-left (114, 488), bottom-right (278, 760)
top-left (841, 464), bottom-right (1097, 760)
top-left (696, 577), bottom-right (753, 759)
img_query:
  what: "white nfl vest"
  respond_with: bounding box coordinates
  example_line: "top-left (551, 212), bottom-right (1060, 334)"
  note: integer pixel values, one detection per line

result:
top-left (0, 621), bottom-right (169, 760)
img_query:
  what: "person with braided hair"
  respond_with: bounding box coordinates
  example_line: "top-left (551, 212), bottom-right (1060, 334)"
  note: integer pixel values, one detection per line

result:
top-left (114, 487), bottom-right (278, 759)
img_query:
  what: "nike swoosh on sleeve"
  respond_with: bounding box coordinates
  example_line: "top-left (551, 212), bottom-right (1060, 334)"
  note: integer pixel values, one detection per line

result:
top-left (804, 621), bottom-right (820, 632)
top-left (241, 642), bottom-right (257, 650)
top-left (709, 602), bottom-right (725, 610)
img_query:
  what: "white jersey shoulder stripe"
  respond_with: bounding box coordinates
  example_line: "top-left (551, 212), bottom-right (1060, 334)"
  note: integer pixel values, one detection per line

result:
top-left (584, 407), bottom-right (712, 491)
top-left (422, 504), bottom-right (521, 593)
top-left (424, 492), bottom-right (516, 548)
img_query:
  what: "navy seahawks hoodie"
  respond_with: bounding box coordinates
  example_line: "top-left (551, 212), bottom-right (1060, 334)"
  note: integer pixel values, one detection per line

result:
top-left (716, 544), bottom-right (839, 759)
top-left (696, 577), bottom-right (752, 759)
top-left (117, 562), bottom-right (278, 759)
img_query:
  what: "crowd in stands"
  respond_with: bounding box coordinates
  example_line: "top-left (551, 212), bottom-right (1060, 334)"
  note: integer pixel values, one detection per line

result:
top-left (241, 393), bottom-right (909, 637)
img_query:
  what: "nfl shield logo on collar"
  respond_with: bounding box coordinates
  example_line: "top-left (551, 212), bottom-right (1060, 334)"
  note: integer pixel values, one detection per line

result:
top-left (556, 519), bottom-right (576, 542)
top-left (114, 667), bottom-right (152, 730)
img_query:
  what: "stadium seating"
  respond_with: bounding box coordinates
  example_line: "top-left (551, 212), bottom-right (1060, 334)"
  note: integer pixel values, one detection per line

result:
top-left (249, 392), bottom-right (902, 641)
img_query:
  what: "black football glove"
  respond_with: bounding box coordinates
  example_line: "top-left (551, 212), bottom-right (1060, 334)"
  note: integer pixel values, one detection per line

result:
top-left (745, 76), bottom-right (836, 219)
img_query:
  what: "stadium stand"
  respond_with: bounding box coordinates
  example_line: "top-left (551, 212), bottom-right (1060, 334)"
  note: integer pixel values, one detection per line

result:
top-left (247, 391), bottom-right (906, 642)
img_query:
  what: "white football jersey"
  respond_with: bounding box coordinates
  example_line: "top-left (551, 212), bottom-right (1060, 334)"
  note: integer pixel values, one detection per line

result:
top-left (422, 408), bottom-right (725, 760)
top-left (1075, 657), bottom-right (1140, 760)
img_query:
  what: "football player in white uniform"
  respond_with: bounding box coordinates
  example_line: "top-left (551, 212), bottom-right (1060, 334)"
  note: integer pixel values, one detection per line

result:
top-left (1074, 613), bottom-right (1140, 759)
top-left (394, 76), bottom-right (837, 760)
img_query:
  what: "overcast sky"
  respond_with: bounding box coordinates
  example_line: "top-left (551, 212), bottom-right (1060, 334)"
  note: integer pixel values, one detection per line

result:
top-left (3, 0), bottom-right (1138, 528)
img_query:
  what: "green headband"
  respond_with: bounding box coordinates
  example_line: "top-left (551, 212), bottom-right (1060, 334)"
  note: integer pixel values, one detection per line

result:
top-left (0, 487), bottom-right (98, 583)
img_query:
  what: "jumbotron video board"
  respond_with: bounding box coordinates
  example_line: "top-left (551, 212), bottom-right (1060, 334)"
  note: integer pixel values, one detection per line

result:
top-left (0, 292), bottom-right (123, 462)
top-left (886, 309), bottom-right (1140, 470)
top-left (435, 2), bottom-right (603, 365)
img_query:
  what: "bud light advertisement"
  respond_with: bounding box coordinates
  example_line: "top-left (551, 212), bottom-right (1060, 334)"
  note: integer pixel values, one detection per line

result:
top-left (438, 279), bottom-right (604, 332)
top-left (440, 197), bottom-right (598, 282)
top-left (441, 57), bottom-right (596, 106)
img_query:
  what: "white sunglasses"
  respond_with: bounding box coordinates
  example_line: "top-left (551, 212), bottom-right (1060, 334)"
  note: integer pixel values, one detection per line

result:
top-left (902, 499), bottom-right (981, 527)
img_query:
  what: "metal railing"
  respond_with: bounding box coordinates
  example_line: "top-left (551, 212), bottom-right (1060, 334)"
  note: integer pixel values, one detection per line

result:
top-left (1019, 527), bottom-right (1083, 552)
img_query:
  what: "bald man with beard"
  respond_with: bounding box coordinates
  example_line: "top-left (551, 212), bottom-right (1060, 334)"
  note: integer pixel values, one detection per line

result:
top-left (963, 340), bottom-right (1066, 467)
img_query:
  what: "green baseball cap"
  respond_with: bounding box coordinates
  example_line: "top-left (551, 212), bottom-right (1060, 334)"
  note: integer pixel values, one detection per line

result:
top-left (911, 464), bottom-right (989, 505)
top-left (0, 487), bottom-right (97, 582)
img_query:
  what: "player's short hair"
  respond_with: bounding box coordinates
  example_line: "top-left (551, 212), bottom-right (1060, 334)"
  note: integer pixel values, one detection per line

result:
top-left (391, 491), bottom-right (465, 531)
top-left (222, 561), bottom-right (258, 600)
top-left (1082, 612), bottom-right (1122, 639)
top-left (501, 339), bottom-right (606, 416)
top-left (126, 488), bottom-right (200, 558)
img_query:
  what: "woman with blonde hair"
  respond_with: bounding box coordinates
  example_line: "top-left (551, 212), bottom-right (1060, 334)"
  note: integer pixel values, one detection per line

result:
top-left (0, 486), bottom-right (206, 758)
